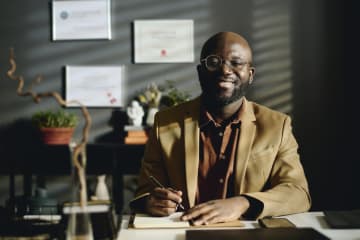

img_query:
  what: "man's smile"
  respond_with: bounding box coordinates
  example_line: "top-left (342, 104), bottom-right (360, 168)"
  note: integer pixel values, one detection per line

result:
top-left (216, 77), bottom-right (236, 89)
top-left (218, 81), bottom-right (235, 89)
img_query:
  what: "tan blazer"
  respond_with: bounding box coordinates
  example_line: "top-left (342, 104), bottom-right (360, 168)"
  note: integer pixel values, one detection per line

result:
top-left (131, 97), bottom-right (311, 219)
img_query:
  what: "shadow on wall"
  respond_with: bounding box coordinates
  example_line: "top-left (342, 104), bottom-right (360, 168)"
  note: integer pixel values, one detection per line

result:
top-left (94, 109), bottom-right (128, 144)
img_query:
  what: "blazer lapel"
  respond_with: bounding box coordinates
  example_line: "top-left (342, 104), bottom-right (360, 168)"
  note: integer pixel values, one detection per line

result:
top-left (234, 99), bottom-right (256, 195)
top-left (184, 98), bottom-right (200, 207)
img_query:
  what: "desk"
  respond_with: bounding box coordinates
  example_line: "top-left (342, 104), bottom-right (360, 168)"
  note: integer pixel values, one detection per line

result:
top-left (116, 212), bottom-right (360, 240)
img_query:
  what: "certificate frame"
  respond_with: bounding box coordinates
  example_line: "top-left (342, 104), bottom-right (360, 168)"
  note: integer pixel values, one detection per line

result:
top-left (52, 0), bottom-right (111, 40)
top-left (65, 65), bottom-right (124, 107)
top-left (134, 20), bottom-right (194, 63)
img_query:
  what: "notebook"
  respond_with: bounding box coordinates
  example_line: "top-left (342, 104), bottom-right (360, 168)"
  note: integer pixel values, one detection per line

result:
top-left (324, 209), bottom-right (360, 229)
top-left (131, 212), bottom-right (190, 228)
top-left (129, 212), bottom-right (244, 229)
top-left (186, 228), bottom-right (330, 240)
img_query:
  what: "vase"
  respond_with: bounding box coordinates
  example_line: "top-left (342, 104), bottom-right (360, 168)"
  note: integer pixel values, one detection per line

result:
top-left (66, 141), bottom-right (93, 240)
top-left (145, 107), bottom-right (158, 126)
top-left (94, 175), bottom-right (110, 201)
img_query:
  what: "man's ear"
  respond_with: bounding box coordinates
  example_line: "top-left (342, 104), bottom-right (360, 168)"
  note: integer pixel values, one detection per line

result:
top-left (249, 67), bottom-right (255, 84)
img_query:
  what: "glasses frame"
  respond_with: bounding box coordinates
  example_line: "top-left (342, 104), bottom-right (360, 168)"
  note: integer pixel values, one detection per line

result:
top-left (200, 54), bottom-right (250, 72)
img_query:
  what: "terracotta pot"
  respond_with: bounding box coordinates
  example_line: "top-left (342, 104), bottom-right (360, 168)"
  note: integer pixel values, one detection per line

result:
top-left (40, 127), bottom-right (75, 145)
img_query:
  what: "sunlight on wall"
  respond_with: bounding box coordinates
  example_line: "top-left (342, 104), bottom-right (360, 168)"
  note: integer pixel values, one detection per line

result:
top-left (251, 0), bottom-right (293, 114)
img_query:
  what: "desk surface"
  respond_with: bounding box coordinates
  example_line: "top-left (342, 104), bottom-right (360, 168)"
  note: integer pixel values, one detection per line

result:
top-left (116, 212), bottom-right (360, 240)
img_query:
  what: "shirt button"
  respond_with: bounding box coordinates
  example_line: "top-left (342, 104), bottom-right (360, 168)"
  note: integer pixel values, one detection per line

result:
top-left (219, 178), bottom-right (224, 184)
top-left (219, 132), bottom-right (223, 137)
top-left (219, 155), bottom-right (226, 160)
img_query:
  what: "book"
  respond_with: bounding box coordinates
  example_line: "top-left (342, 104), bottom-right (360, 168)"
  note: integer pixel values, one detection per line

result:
top-left (129, 212), bottom-right (244, 229)
top-left (23, 214), bottom-right (61, 223)
top-left (62, 200), bottom-right (111, 214)
top-left (124, 126), bottom-right (149, 144)
top-left (127, 130), bottom-right (148, 137)
top-left (132, 212), bottom-right (190, 228)
top-left (124, 125), bottom-right (147, 131)
top-left (124, 136), bottom-right (148, 145)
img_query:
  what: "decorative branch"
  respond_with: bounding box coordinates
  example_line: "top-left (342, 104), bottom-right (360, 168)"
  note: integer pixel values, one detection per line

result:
top-left (6, 48), bottom-right (92, 208)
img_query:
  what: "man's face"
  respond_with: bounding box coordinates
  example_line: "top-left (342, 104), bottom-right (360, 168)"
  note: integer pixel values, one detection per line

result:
top-left (198, 39), bottom-right (254, 108)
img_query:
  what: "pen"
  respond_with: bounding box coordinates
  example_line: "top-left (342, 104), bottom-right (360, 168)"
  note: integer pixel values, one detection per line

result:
top-left (148, 175), bottom-right (185, 211)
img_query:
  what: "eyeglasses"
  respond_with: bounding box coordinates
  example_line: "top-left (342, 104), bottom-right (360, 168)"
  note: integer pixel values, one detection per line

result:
top-left (200, 55), bottom-right (249, 72)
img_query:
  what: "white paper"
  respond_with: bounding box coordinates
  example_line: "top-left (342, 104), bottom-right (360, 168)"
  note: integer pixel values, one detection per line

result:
top-left (133, 212), bottom-right (190, 228)
top-left (66, 65), bottom-right (124, 107)
top-left (52, 0), bottom-right (111, 40)
top-left (134, 20), bottom-right (194, 63)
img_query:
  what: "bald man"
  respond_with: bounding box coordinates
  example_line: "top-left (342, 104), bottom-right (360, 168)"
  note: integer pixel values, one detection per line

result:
top-left (130, 32), bottom-right (311, 225)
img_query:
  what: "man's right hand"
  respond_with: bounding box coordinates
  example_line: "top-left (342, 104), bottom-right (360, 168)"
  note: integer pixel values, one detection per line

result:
top-left (145, 187), bottom-right (183, 216)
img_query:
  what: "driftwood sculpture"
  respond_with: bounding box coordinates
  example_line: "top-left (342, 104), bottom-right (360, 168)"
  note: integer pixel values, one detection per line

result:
top-left (6, 48), bottom-right (92, 208)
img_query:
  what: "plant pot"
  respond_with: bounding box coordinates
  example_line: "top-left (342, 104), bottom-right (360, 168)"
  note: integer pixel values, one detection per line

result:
top-left (40, 127), bottom-right (75, 145)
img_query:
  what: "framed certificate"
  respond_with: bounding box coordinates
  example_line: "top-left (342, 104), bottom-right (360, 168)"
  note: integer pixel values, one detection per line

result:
top-left (65, 66), bottom-right (124, 107)
top-left (134, 20), bottom-right (194, 63)
top-left (52, 0), bottom-right (111, 40)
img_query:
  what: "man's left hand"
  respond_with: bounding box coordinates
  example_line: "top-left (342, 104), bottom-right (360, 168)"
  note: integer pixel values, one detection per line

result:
top-left (180, 196), bottom-right (250, 225)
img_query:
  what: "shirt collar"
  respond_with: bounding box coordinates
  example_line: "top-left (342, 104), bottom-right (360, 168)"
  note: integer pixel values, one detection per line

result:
top-left (199, 97), bottom-right (247, 129)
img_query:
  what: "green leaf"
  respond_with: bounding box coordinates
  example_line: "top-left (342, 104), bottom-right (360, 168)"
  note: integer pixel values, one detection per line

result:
top-left (32, 109), bottom-right (78, 128)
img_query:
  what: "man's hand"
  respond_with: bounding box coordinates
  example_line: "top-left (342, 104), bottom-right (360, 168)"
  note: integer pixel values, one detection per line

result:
top-left (145, 187), bottom-right (183, 216)
top-left (180, 196), bottom-right (250, 225)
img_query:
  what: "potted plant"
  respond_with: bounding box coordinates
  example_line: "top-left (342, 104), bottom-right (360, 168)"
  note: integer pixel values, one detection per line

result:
top-left (32, 109), bottom-right (79, 145)
top-left (136, 83), bottom-right (162, 126)
top-left (159, 81), bottom-right (191, 108)
top-left (135, 81), bottom-right (191, 126)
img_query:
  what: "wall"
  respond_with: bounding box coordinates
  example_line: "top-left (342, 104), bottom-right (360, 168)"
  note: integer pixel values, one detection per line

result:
top-left (292, 0), bottom-right (359, 210)
top-left (0, 0), bottom-right (356, 212)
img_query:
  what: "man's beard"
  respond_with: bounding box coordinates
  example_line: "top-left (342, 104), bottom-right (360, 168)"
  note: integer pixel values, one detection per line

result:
top-left (201, 80), bottom-right (251, 108)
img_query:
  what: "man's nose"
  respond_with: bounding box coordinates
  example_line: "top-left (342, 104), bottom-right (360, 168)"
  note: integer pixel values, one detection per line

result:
top-left (220, 61), bottom-right (233, 73)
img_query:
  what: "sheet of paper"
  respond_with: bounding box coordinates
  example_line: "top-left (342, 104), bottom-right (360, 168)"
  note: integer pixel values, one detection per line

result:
top-left (65, 65), bottom-right (124, 107)
top-left (52, 0), bottom-right (111, 40)
top-left (132, 212), bottom-right (190, 228)
top-left (131, 212), bottom-right (244, 229)
top-left (134, 20), bottom-right (194, 63)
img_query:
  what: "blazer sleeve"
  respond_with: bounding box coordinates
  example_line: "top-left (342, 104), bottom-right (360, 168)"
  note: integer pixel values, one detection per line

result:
top-left (243, 116), bottom-right (311, 219)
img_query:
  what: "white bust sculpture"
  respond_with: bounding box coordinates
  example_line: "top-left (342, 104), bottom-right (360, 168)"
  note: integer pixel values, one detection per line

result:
top-left (127, 100), bottom-right (144, 126)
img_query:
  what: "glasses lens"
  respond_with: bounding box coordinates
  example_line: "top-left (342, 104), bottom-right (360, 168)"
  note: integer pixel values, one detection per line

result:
top-left (206, 55), bottom-right (222, 71)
